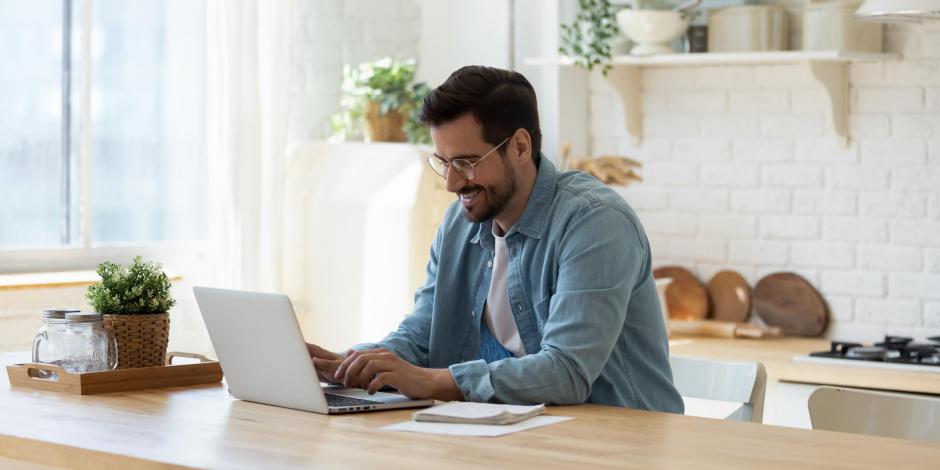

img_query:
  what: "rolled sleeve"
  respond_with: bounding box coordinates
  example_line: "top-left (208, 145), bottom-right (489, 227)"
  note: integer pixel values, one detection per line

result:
top-left (448, 359), bottom-right (495, 402)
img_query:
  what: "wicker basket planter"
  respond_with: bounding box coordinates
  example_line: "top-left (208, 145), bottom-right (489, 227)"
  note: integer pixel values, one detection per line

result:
top-left (103, 313), bottom-right (170, 369)
top-left (363, 101), bottom-right (407, 142)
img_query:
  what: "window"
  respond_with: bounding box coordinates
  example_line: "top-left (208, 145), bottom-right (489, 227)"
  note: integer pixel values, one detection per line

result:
top-left (0, 0), bottom-right (207, 251)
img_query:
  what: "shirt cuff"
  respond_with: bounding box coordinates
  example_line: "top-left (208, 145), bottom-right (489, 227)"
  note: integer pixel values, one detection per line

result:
top-left (448, 359), bottom-right (496, 402)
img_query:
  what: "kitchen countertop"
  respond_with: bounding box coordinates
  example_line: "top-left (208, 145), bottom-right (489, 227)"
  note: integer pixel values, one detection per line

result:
top-left (3, 351), bottom-right (940, 469)
top-left (669, 336), bottom-right (940, 395)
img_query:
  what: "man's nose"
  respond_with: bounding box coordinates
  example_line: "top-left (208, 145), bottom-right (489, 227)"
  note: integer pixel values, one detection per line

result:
top-left (444, 166), bottom-right (467, 193)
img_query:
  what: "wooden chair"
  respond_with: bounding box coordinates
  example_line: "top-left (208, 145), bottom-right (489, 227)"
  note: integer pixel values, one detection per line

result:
top-left (809, 386), bottom-right (940, 442)
top-left (670, 355), bottom-right (767, 423)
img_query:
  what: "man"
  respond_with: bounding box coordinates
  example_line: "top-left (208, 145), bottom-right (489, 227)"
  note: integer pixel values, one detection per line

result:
top-left (307, 65), bottom-right (683, 412)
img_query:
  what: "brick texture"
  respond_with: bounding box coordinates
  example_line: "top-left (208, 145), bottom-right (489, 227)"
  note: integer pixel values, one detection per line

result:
top-left (589, 26), bottom-right (940, 339)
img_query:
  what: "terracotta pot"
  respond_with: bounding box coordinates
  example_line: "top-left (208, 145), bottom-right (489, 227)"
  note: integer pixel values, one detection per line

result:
top-left (363, 101), bottom-right (407, 142)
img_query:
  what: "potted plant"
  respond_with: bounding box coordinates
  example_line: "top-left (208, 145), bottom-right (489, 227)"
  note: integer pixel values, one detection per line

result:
top-left (86, 256), bottom-right (176, 369)
top-left (331, 57), bottom-right (431, 144)
top-left (559, 0), bottom-right (622, 75)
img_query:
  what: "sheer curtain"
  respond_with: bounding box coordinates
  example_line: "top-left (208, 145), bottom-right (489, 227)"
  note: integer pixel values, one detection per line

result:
top-left (205, 0), bottom-right (292, 292)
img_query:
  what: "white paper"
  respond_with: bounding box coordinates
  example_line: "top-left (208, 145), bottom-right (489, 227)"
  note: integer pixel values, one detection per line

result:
top-left (413, 402), bottom-right (545, 424)
top-left (381, 415), bottom-right (572, 437)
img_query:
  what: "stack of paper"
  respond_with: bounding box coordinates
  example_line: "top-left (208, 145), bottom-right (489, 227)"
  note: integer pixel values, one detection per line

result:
top-left (412, 402), bottom-right (545, 425)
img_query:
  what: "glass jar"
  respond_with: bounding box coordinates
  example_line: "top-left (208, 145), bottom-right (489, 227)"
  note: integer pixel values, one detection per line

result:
top-left (61, 312), bottom-right (119, 373)
top-left (32, 308), bottom-right (81, 377)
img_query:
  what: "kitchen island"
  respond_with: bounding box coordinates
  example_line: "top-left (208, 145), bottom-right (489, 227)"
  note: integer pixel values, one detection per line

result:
top-left (670, 335), bottom-right (940, 428)
top-left (669, 336), bottom-right (940, 395)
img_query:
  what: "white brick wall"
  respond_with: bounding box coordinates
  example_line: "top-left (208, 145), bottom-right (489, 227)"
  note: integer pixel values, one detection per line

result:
top-left (289, 0), bottom-right (421, 141)
top-left (596, 23), bottom-right (940, 342)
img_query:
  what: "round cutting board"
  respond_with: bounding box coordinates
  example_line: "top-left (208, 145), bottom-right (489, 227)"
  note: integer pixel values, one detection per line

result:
top-left (707, 270), bottom-right (751, 323)
top-left (653, 266), bottom-right (708, 321)
top-left (752, 272), bottom-right (828, 337)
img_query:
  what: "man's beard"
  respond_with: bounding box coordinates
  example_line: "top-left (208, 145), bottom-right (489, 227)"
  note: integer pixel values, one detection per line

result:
top-left (461, 156), bottom-right (517, 224)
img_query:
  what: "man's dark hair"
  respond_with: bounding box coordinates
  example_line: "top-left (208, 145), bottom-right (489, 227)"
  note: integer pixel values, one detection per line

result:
top-left (419, 66), bottom-right (542, 162)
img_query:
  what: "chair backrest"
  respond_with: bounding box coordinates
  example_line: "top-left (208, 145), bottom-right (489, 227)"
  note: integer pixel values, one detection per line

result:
top-left (669, 355), bottom-right (767, 423)
top-left (808, 386), bottom-right (940, 442)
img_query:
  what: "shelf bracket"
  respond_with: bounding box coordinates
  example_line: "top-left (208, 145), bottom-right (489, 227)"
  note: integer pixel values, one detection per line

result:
top-left (605, 66), bottom-right (642, 145)
top-left (805, 61), bottom-right (849, 147)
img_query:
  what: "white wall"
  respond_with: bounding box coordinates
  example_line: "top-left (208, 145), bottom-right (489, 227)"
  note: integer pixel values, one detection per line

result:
top-left (588, 22), bottom-right (940, 342)
top-left (417, 0), bottom-right (512, 87)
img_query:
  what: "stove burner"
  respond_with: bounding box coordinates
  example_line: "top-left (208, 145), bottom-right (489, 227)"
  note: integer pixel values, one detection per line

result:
top-left (809, 335), bottom-right (940, 367)
top-left (845, 346), bottom-right (887, 360)
top-left (830, 341), bottom-right (862, 355)
top-left (875, 336), bottom-right (913, 348)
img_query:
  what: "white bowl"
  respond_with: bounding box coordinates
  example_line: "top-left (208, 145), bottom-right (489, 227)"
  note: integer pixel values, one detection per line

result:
top-left (617, 9), bottom-right (691, 56)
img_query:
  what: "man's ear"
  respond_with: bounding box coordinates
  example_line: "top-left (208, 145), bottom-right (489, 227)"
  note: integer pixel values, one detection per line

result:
top-left (513, 128), bottom-right (532, 162)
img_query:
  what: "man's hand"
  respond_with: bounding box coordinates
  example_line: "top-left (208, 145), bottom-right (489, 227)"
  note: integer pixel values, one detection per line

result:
top-left (305, 342), bottom-right (345, 384)
top-left (334, 348), bottom-right (463, 401)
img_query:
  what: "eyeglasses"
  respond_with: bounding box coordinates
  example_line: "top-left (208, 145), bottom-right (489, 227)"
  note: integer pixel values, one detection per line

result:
top-left (427, 136), bottom-right (511, 181)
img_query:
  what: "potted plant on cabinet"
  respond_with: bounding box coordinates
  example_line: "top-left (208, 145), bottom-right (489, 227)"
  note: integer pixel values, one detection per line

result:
top-left (331, 57), bottom-right (431, 144)
top-left (86, 256), bottom-right (175, 369)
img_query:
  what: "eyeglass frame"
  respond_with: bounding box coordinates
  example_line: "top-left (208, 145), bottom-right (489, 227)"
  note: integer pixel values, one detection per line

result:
top-left (426, 135), bottom-right (512, 181)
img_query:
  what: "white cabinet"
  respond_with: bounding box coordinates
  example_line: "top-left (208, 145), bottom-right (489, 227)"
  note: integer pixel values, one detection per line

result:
top-left (763, 380), bottom-right (817, 429)
top-left (282, 142), bottom-right (452, 351)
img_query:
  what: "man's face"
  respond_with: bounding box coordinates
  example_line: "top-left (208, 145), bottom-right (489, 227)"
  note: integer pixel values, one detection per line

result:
top-left (431, 114), bottom-right (517, 223)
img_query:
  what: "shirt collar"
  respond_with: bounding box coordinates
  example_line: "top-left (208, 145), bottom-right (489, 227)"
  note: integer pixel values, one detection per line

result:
top-left (470, 153), bottom-right (556, 244)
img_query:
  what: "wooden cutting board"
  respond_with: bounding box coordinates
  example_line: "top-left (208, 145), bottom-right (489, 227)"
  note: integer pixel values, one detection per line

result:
top-left (707, 270), bottom-right (751, 323)
top-left (668, 319), bottom-right (781, 339)
top-left (653, 266), bottom-right (708, 321)
top-left (752, 272), bottom-right (828, 337)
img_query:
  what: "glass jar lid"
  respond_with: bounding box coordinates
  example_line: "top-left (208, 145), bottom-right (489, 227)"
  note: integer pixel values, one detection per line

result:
top-left (42, 308), bottom-right (82, 319)
top-left (64, 312), bottom-right (104, 323)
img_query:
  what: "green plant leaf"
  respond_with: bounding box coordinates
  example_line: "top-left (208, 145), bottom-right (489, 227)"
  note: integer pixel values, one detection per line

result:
top-left (559, 0), bottom-right (621, 76)
top-left (330, 57), bottom-right (431, 143)
top-left (86, 256), bottom-right (176, 315)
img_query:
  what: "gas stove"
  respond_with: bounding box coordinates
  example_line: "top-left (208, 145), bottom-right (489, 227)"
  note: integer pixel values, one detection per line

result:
top-left (793, 336), bottom-right (940, 373)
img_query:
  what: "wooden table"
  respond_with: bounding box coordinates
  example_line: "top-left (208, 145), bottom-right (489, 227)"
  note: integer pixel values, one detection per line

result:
top-left (2, 353), bottom-right (939, 469)
top-left (669, 336), bottom-right (940, 395)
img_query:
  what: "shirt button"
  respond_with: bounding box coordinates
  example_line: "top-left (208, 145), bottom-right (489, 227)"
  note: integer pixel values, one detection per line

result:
top-left (487, 260), bottom-right (493, 268)
top-left (471, 310), bottom-right (475, 316)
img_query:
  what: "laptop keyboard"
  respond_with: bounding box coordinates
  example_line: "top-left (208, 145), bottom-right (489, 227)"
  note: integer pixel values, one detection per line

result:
top-left (325, 393), bottom-right (382, 407)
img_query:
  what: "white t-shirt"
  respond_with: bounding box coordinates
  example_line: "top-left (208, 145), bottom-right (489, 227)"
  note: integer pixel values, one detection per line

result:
top-left (482, 228), bottom-right (525, 357)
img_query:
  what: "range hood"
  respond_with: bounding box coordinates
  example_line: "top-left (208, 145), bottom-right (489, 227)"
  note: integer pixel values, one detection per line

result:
top-left (855, 0), bottom-right (940, 21)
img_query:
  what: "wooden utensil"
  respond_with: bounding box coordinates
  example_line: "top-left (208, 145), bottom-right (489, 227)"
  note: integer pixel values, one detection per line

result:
top-left (669, 319), bottom-right (782, 339)
top-left (653, 266), bottom-right (708, 320)
top-left (752, 272), bottom-right (828, 337)
top-left (707, 270), bottom-right (751, 323)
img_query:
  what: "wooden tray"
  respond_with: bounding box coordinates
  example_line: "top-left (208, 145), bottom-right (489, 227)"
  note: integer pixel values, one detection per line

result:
top-left (6, 352), bottom-right (223, 395)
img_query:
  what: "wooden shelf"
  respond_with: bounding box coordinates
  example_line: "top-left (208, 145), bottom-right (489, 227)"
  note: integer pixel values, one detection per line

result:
top-left (525, 50), bottom-right (900, 67)
top-left (525, 51), bottom-right (902, 146)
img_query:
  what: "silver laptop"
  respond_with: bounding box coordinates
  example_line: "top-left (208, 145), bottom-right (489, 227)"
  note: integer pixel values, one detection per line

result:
top-left (193, 286), bottom-right (435, 414)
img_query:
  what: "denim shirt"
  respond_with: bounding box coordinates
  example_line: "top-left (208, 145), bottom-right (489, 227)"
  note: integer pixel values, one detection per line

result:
top-left (355, 155), bottom-right (684, 413)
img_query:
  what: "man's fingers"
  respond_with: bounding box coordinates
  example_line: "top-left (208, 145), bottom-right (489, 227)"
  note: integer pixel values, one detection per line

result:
top-left (340, 353), bottom-right (376, 387)
top-left (313, 357), bottom-right (338, 374)
top-left (355, 360), bottom-right (391, 389)
top-left (335, 349), bottom-right (386, 381)
top-left (367, 372), bottom-right (394, 395)
top-left (306, 342), bottom-right (340, 360)
top-left (350, 357), bottom-right (392, 389)
top-left (334, 351), bottom-right (359, 380)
